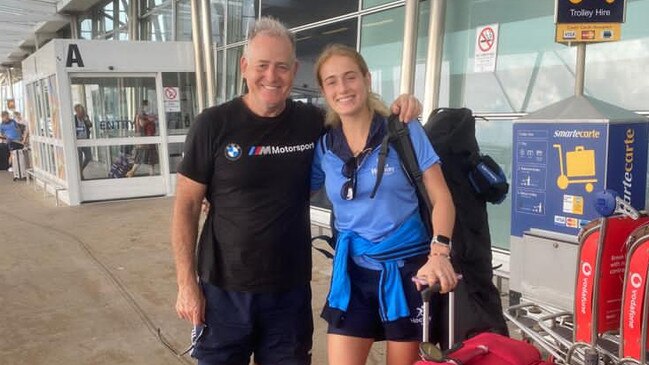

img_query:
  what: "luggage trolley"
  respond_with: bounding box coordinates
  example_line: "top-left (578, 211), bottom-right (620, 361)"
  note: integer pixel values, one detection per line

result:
top-left (507, 207), bottom-right (649, 365)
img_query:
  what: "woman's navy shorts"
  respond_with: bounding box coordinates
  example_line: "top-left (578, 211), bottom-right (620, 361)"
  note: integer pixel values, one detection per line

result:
top-left (321, 254), bottom-right (440, 341)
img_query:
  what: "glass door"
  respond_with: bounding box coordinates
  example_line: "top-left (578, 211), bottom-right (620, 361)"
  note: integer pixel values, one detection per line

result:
top-left (69, 74), bottom-right (167, 202)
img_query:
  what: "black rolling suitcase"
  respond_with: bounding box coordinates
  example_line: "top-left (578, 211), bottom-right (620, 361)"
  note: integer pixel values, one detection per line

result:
top-left (0, 143), bottom-right (8, 170)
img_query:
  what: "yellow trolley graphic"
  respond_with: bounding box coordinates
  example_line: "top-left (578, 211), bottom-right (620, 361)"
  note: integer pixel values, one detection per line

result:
top-left (553, 144), bottom-right (598, 192)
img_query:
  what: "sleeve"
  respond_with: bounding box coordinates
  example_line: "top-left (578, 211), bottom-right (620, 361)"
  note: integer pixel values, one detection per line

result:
top-left (407, 120), bottom-right (440, 172)
top-left (177, 110), bottom-right (218, 185)
top-left (310, 135), bottom-right (326, 192)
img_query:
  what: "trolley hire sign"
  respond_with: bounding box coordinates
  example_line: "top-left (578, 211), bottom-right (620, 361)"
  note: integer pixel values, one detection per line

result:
top-left (555, 0), bottom-right (626, 43)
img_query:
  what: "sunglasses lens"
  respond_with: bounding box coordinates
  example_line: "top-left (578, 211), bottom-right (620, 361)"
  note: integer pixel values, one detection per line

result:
top-left (341, 179), bottom-right (354, 200)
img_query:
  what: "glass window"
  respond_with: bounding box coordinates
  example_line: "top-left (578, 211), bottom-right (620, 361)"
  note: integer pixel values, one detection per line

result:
top-left (70, 77), bottom-right (157, 139)
top-left (360, 3), bottom-right (430, 106)
top-left (217, 49), bottom-right (225, 104)
top-left (168, 142), bottom-right (184, 174)
top-left (47, 76), bottom-right (61, 140)
top-left (443, 0), bottom-right (574, 113)
top-left (584, 0), bottom-right (649, 111)
top-left (363, 0), bottom-right (393, 9)
top-left (79, 144), bottom-right (161, 180)
top-left (24, 83), bottom-right (37, 138)
top-left (261, 0), bottom-right (356, 29)
top-left (55, 146), bottom-right (66, 181)
top-left (225, 46), bottom-right (245, 102)
top-left (162, 72), bottom-right (197, 135)
top-left (293, 19), bottom-right (358, 103)
top-left (226, 0), bottom-right (255, 44)
top-left (80, 18), bottom-right (93, 39)
top-left (475, 119), bottom-right (513, 250)
top-left (101, 1), bottom-right (115, 35)
top-left (177, 1), bottom-right (193, 41)
top-left (144, 6), bottom-right (173, 41)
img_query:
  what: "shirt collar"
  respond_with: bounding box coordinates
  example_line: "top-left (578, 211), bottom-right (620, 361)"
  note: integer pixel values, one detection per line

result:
top-left (328, 113), bottom-right (387, 161)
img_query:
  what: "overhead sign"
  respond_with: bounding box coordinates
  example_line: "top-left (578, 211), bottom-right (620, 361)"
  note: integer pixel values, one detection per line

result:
top-left (474, 24), bottom-right (499, 73)
top-left (555, 0), bottom-right (626, 43)
top-left (163, 87), bottom-right (181, 112)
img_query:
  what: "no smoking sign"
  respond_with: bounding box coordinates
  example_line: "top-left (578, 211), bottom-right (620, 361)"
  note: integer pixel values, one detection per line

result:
top-left (478, 27), bottom-right (495, 52)
top-left (474, 23), bottom-right (500, 73)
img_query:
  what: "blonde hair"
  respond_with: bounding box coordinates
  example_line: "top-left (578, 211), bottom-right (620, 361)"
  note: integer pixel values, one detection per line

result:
top-left (314, 44), bottom-right (390, 127)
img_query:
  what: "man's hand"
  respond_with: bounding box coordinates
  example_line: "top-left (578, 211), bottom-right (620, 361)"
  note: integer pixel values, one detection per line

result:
top-left (176, 280), bottom-right (205, 325)
top-left (390, 94), bottom-right (423, 122)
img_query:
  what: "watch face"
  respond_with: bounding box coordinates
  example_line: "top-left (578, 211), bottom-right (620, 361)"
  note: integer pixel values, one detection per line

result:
top-left (433, 235), bottom-right (451, 245)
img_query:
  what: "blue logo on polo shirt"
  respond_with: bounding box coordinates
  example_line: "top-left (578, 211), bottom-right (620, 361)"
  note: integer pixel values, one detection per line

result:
top-left (225, 143), bottom-right (242, 160)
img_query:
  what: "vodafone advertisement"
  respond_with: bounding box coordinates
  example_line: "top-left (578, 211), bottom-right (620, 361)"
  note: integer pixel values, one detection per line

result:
top-left (574, 216), bottom-right (649, 343)
top-left (621, 239), bottom-right (649, 359)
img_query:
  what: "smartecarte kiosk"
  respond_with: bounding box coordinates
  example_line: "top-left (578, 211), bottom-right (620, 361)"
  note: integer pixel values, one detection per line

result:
top-left (509, 95), bottom-right (649, 311)
top-left (21, 39), bottom-right (197, 205)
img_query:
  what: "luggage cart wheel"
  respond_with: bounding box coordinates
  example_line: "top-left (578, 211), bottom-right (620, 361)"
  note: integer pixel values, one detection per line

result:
top-left (585, 183), bottom-right (594, 193)
top-left (557, 175), bottom-right (569, 190)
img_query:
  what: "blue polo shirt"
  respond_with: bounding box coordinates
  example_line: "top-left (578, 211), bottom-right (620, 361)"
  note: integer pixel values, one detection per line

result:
top-left (0, 119), bottom-right (22, 141)
top-left (311, 116), bottom-right (439, 242)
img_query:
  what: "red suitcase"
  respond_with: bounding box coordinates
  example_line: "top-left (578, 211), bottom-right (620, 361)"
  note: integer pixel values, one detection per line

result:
top-left (414, 284), bottom-right (555, 365)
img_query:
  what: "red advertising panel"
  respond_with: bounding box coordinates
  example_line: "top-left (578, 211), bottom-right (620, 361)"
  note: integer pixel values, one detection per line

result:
top-left (597, 217), bottom-right (649, 333)
top-left (575, 228), bottom-right (599, 343)
top-left (621, 241), bottom-right (649, 360)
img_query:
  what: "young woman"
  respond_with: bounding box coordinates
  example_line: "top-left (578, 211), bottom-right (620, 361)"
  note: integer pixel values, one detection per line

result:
top-left (311, 44), bottom-right (458, 365)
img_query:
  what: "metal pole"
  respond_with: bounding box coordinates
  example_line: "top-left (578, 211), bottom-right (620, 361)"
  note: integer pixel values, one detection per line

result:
top-left (575, 43), bottom-right (586, 96)
top-left (171, 0), bottom-right (178, 41)
top-left (70, 14), bottom-right (80, 39)
top-left (129, 0), bottom-right (139, 40)
top-left (399, 0), bottom-right (419, 94)
top-left (190, 0), bottom-right (205, 111)
top-left (7, 70), bottom-right (12, 98)
top-left (200, 0), bottom-right (216, 107)
top-left (423, 0), bottom-right (446, 118)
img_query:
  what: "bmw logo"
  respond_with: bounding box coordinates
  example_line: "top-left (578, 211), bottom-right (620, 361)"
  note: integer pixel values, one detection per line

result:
top-left (225, 143), bottom-right (242, 161)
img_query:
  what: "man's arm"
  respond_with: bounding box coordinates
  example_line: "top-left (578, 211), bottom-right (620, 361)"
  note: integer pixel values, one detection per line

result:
top-left (171, 173), bottom-right (207, 325)
top-left (390, 94), bottom-right (423, 122)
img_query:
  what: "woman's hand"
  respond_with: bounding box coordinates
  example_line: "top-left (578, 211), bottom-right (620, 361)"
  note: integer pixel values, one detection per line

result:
top-left (414, 255), bottom-right (458, 293)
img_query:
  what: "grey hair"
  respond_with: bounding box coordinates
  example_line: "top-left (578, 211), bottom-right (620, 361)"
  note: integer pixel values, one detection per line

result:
top-left (244, 16), bottom-right (296, 61)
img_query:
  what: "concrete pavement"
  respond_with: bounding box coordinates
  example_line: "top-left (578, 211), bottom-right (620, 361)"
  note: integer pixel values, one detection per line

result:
top-left (0, 171), bottom-right (393, 365)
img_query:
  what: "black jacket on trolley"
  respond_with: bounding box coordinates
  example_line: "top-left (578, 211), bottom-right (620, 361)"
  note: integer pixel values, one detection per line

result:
top-left (424, 108), bottom-right (509, 348)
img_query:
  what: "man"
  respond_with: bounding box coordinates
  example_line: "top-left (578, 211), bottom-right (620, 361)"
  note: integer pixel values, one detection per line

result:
top-left (0, 111), bottom-right (24, 170)
top-left (12, 111), bottom-right (29, 146)
top-left (73, 104), bottom-right (93, 179)
top-left (171, 17), bottom-right (421, 365)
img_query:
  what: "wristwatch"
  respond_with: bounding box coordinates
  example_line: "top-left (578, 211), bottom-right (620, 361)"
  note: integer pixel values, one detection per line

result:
top-left (432, 234), bottom-right (452, 247)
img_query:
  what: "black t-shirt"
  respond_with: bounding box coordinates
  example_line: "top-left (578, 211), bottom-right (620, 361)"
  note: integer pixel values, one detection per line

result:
top-left (178, 97), bottom-right (325, 292)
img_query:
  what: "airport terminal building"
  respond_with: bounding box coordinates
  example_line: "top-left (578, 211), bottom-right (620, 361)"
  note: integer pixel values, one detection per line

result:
top-left (2, 0), bottom-right (649, 253)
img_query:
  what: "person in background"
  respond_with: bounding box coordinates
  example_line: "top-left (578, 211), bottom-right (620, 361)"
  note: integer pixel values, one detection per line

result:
top-left (1, 111), bottom-right (24, 170)
top-left (12, 111), bottom-right (29, 146)
top-left (171, 17), bottom-right (422, 365)
top-left (126, 100), bottom-right (159, 177)
top-left (74, 104), bottom-right (93, 179)
top-left (310, 44), bottom-right (457, 365)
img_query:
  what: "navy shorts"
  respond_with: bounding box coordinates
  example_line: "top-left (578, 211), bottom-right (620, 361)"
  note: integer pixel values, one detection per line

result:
top-left (322, 254), bottom-right (440, 341)
top-left (193, 281), bottom-right (313, 365)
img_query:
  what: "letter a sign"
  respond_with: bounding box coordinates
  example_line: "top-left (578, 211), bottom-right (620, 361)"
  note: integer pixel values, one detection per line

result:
top-left (66, 44), bottom-right (85, 67)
